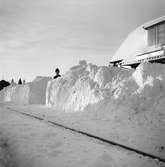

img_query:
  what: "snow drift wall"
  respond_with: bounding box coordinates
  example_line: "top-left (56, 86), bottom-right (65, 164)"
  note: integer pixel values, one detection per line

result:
top-left (28, 77), bottom-right (51, 104)
top-left (46, 60), bottom-right (130, 111)
top-left (45, 59), bottom-right (165, 127)
top-left (46, 61), bottom-right (105, 111)
top-left (0, 77), bottom-right (51, 105)
top-left (3, 85), bottom-right (29, 104)
top-left (1, 60), bottom-right (165, 128)
top-left (46, 60), bottom-right (132, 112)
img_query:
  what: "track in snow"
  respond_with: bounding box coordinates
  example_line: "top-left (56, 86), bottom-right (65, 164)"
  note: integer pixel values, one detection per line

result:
top-left (6, 107), bottom-right (165, 164)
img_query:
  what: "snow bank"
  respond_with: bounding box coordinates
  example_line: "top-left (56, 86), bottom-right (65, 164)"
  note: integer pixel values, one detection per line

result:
top-left (0, 76), bottom-right (51, 104)
top-left (3, 85), bottom-right (29, 104)
top-left (46, 61), bottom-right (132, 111)
top-left (86, 62), bottom-right (165, 129)
top-left (28, 77), bottom-right (51, 104)
top-left (1, 60), bottom-right (165, 129)
top-left (45, 61), bottom-right (165, 130)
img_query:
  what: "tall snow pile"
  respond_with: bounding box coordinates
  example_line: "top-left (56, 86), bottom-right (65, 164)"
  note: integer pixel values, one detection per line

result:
top-left (46, 61), bottom-right (132, 112)
top-left (46, 60), bottom-right (165, 120)
top-left (0, 76), bottom-right (51, 104)
top-left (46, 60), bottom-right (132, 111)
top-left (46, 60), bottom-right (130, 111)
top-left (0, 60), bottom-right (165, 128)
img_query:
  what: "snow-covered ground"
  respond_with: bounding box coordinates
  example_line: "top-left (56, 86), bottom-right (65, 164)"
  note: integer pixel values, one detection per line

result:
top-left (5, 103), bottom-right (165, 160)
top-left (0, 61), bottom-right (165, 166)
top-left (0, 132), bottom-right (14, 167)
top-left (1, 106), bottom-right (163, 167)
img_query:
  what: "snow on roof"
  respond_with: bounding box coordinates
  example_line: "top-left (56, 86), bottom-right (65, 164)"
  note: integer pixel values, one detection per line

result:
top-left (143, 15), bottom-right (165, 29)
top-left (110, 26), bottom-right (147, 63)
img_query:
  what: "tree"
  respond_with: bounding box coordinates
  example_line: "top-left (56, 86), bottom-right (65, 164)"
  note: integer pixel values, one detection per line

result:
top-left (0, 80), bottom-right (10, 91)
top-left (18, 78), bottom-right (22, 85)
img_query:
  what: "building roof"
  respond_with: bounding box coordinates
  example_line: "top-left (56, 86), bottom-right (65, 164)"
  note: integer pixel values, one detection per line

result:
top-left (110, 16), bottom-right (165, 63)
top-left (143, 15), bottom-right (165, 29)
top-left (110, 26), bottom-right (147, 63)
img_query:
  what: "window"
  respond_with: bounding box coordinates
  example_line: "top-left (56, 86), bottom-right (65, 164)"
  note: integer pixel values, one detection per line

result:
top-left (147, 22), bottom-right (165, 46)
top-left (148, 27), bottom-right (156, 46)
top-left (157, 24), bottom-right (165, 45)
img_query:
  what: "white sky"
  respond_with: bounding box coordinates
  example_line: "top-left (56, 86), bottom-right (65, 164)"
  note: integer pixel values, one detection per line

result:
top-left (0, 0), bottom-right (165, 81)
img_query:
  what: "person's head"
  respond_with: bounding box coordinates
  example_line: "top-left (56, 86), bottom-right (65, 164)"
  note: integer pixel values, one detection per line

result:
top-left (55, 68), bottom-right (60, 75)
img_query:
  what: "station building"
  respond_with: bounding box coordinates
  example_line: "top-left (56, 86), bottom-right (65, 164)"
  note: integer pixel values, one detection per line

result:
top-left (110, 16), bottom-right (165, 68)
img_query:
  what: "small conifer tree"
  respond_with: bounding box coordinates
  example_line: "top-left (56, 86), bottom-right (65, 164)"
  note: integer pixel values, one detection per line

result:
top-left (18, 78), bottom-right (22, 85)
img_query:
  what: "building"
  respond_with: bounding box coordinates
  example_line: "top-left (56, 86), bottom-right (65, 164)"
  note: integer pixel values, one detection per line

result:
top-left (110, 16), bottom-right (165, 68)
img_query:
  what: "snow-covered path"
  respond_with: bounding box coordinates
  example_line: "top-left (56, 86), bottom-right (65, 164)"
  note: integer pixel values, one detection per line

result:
top-left (6, 103), bottom-right (165, 159)
top-left (0, 133), bottom-right (14, 167)
top-left (0, 106), bottom-right (164, 167)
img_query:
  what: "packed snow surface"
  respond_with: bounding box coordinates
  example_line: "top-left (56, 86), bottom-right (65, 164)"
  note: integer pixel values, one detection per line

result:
top-left (1, 107), bottom-right (163, 167)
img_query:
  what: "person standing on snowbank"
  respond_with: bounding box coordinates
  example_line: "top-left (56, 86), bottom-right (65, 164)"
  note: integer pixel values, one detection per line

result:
top-left (53, 68), bottom-right (61, 79)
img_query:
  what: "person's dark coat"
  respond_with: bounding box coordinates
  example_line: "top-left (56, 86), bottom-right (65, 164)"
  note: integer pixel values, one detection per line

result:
top-left (53, 74), bottom-right (61, 79)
